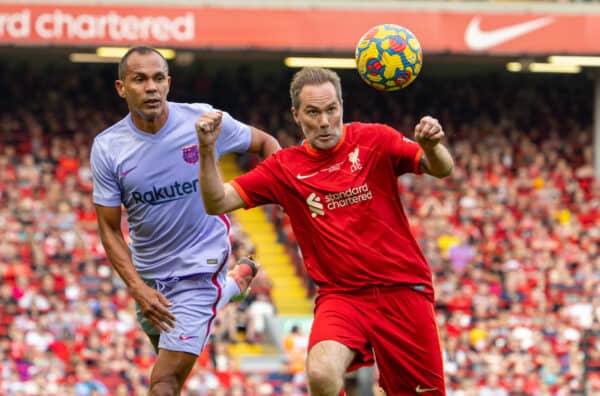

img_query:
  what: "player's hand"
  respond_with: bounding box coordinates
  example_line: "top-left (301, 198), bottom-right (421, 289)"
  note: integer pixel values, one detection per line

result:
top-left (414, 116), bottom-right (444, 150)
top-left (195, 111), bottom-right (223, 148)
top-left (130, 283), bottom-right (175, 332)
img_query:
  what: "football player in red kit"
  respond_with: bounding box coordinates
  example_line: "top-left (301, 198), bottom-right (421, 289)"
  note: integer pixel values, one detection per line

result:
top-left (195, 67), bottom-right (454, 396)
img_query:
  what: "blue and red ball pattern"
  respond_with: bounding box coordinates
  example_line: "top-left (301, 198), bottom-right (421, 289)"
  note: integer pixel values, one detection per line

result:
top-left (355, 24), bottom-right (423, 91)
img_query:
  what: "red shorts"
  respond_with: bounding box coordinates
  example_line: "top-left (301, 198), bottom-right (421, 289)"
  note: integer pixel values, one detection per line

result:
top-left (308, 285), bottom-right (445, 396)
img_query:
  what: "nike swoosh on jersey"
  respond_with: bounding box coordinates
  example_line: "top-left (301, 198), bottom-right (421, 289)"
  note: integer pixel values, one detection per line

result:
top-left (119, 166), bottom-right (137, 177)
top-left (296, 172), bottom-right (319, 180)
top-left (464, 16), bottom-right (554, 51)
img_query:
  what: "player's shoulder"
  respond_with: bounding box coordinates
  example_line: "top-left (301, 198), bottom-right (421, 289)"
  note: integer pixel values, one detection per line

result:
top-left (347, 121), bottom-right (399, 134)
top-left (345, 121), bottom-right (403, 144)
top-left (259, 145), bottom-right (304, 167)
top-left (93, 115), bottom-right (130, 148)
top-left (170, 101), bottom-right (215, 115)
top-left (265, 146), bottom-right (295, 162)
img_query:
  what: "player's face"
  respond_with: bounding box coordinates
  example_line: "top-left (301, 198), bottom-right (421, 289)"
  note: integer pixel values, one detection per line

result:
top-left (292, 82), bottom-right (343, 151)
top-left (115, 52), bottom-right (171, 123)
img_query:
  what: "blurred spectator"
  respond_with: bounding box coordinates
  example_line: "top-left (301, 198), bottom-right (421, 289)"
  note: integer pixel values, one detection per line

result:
top-left (283, 325), bottom-right (308, 377)
top-left (74, 363), bottom-right (108, 396)
top-left (245, 293), bottom-right (276, 343)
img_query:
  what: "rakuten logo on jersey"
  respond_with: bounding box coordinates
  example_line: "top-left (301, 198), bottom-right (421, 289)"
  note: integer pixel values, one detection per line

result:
top-left (131, 179), bottom-right (199, 206)
top-left (0, 9), bottom-right (194, 42)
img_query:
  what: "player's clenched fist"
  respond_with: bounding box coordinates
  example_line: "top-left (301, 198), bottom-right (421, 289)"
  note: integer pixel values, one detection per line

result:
top-left (414, 115), bottom-right (445, 150)
top-left (195, 111), bottom-right (223, 147)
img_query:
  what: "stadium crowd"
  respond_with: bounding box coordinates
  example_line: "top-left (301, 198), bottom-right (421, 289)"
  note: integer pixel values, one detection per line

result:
top-left (0, 60), bottom-right (598, 395)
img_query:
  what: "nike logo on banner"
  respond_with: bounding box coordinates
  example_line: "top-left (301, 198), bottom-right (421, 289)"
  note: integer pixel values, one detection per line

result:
top-left (465, 16), bottom-right (554, 51)
top-left (297, 172), bottom-right (318, 180)
top-left (415, 385), bottom-right (438, 393)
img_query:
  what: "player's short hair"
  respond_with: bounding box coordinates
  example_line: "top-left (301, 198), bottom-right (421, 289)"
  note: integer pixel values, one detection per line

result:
top-left (118, 46), bottom-right (169, 80)
top-left (289, 67), bottom-right (342, 109)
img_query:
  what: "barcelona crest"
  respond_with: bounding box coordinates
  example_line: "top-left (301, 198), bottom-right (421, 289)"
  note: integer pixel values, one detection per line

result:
top-left (182, 144), bottom-right (199, 164)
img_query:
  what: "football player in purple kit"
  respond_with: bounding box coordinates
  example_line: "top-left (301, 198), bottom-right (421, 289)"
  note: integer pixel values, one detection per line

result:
top-left (91, 46), bottom-right (280, 395)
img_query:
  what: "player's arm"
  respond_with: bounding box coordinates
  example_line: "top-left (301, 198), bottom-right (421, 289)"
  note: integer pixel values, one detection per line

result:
top-left (414, 116), bottom-right (454, 178)
top-left (95, 205), bottom-right (175, 331)
top-left (196, 112), bottom-right (248, 215)
top-left (247, 126), bottom-right (281, 158)
top-left (95, 205), bottom-right (143, 290)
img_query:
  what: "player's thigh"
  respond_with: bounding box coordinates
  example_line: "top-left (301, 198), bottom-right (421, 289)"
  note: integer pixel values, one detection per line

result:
top-left (150, 349), bottom-right (198, 386)
top-left (309, 294), bottom-right (373, 371)
top-left (139, 275), bottom-right (225, 356)
top-left (307, 340), bottom-right (356, 378)
top-left (371, 287), bottom-right (445, 395)
top-left (148, 334), bottom-right (160, 353)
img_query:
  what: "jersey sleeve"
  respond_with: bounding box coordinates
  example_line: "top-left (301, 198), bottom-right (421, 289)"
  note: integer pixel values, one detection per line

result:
top-left (215, 109), bottom-right (252, 156)
top-left (91, 139), bottom-right (122, 207)
top-left (189, 102), bottom-right (252, 157)
top-left (230, 155), bottom-right (280, 208)
top-left (378, 124), bottom-right (423, 175)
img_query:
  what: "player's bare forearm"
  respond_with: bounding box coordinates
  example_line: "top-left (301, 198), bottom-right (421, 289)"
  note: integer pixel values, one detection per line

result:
top-left (420, 143), bottom-right (454, 178)
top-left (96, 205), bottom-right (175, 331)
top-left (414, 116), bottom-right (454, 178)
top-left (198, 145), bottom-right (227, 214)
top-left (95, 206), bottom-right (146, 291)
top-left (198, 146), bottom-right (246, 215)
top-left (196, 113), bottom-right (247, 214)
top-left (248, 127), bottom-right (281, 158)
top-left (103, 232), bottom-right (145, 290)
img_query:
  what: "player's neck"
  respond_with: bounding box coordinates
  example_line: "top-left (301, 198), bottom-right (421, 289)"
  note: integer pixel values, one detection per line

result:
top-left (131, 108), bottom-right (169, 134)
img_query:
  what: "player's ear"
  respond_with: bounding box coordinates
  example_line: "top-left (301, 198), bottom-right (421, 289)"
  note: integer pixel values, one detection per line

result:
top-left (162, 78), bottom-right (171, 99)
top-left (115, 79), bottom-right (126, 99)
top-left (291, 107), bottom-right (300, 125)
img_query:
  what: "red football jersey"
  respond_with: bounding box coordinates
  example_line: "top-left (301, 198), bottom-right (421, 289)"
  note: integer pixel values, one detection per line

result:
top-left (232, 122), bottom-right (434, 295)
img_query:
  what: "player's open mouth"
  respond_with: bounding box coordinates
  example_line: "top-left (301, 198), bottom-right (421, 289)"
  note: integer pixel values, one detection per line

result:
top-left (144, 99), bottom-right (161, 106)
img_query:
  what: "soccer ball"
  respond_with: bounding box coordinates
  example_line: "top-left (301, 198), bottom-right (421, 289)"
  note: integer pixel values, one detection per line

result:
top-left (355, 24), bottom-right (423, 91)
